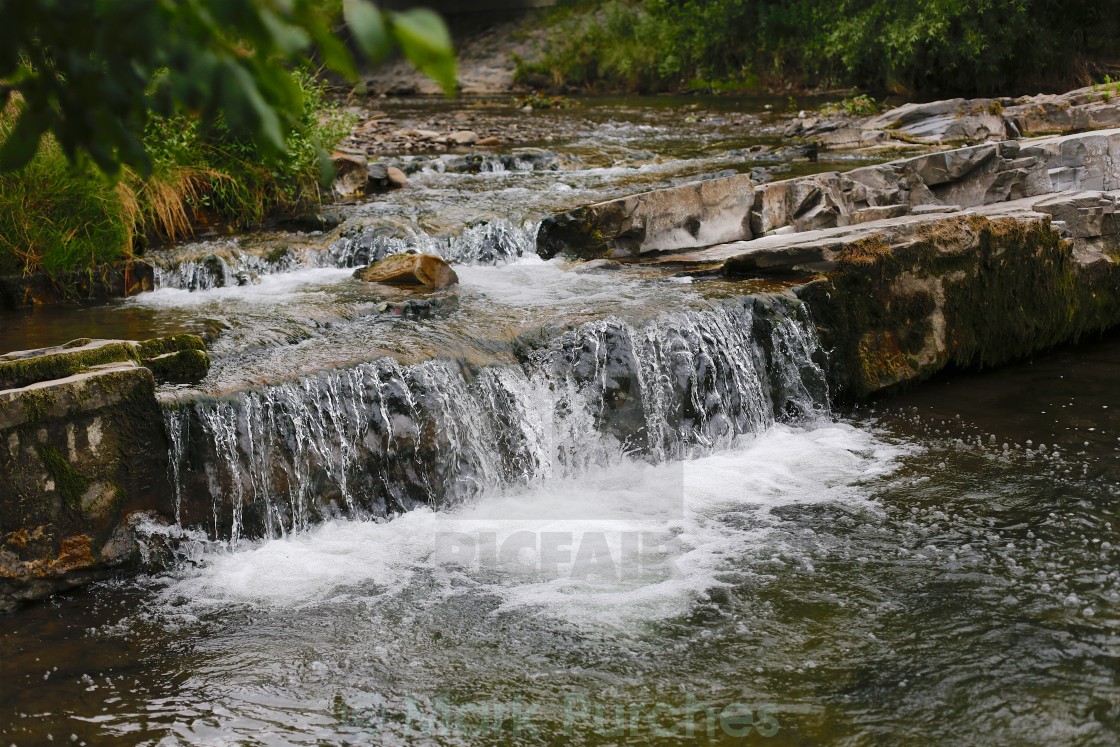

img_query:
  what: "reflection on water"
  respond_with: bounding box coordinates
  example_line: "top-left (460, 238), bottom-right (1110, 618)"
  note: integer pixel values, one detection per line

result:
top-left (0, 302), bottom-right (208, 355)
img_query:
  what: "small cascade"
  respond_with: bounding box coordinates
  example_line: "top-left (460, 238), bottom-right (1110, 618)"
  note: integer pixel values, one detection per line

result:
top-left (155, 253), bottom-right (239, 291)
top-left (327, 218), bottom-right (535, 267)
top-left (163, 296), bottom-right (829, 542)
top-left (384, 150), bottom-right (579, 175)
top-left (152, 247), bottom-right (299, 291)
top-left (151, 220), bottom-right (536, 291)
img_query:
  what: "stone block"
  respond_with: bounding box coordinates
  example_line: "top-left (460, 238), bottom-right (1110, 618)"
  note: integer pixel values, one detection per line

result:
top-left (537, 174), bottom-right (754, 259)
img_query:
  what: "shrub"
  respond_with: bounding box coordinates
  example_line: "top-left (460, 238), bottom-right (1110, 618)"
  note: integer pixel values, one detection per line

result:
top-left (519, 0), bottom-right (1118, 96)
top-left (0, 115), bottom-right (134, 277)
top-left (0, 70), bottom-right (355, 279)
top-left (141, 70), bottom-right (356, 235)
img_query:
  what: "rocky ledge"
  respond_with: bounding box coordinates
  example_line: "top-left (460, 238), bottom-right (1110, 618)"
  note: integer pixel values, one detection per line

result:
top-left (539, 127), bottom-right (1120, 398)
top-left (784, 85), bottom-right (1120, 150)
top-left (0, 335), bottom-right (210, 611)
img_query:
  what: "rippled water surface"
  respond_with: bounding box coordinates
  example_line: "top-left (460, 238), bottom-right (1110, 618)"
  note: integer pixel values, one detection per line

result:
top-left (3, 336), bottom-right (1118, 745)
top-left (1, 98), bottom-right (1117, 746)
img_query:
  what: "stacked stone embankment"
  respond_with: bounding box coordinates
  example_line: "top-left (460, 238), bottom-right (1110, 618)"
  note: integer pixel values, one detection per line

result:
top-left (0, 336), bottom-right (210, 611)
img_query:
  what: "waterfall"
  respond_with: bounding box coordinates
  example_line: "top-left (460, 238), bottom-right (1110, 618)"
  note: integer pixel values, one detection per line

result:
top-left (163, 295), bottom-right (829, 542)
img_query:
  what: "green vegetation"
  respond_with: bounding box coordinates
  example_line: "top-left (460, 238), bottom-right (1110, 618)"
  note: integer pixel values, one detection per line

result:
top-left (37, 445), bottom-right (92, 508)
top-left (0, 71), bottom-right (354, 278)
top-left (0, 1), bottom-right (456, 281)
top-left (519, 0), bottom-right (1118, 96)
top-left (139, 70), bottom-right (357, 236)
top-left (0, 1), bottom-right (454, 176)
top-left (0, 121), bottom-right (135, 277)
top-left (1094, 75), bottom-right (1120, 103)
top-left (820, 95), bottom-right (883, 118)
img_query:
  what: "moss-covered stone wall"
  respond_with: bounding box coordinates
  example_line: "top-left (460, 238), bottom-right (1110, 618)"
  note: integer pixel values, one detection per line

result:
top-left (794, 213), bottom-right (1120, 399)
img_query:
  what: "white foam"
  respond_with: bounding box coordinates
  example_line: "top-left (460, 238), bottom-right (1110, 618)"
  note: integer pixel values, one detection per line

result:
top-left (455, 255), bottom-right (659, 308)
top-left (131, 267), bottom-right (356, 308)
top-left (155, 422), bottom-right (908, 628)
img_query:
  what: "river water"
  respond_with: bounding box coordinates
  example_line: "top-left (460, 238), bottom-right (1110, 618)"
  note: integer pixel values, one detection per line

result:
top-left (0, 97), bottom-right (1117, 746)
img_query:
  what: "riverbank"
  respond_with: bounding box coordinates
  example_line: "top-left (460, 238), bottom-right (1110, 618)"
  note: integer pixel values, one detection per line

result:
top-left (513, 0), bottom-right (1118, 98)
top-left (0, 72), bottom-right (352, 305)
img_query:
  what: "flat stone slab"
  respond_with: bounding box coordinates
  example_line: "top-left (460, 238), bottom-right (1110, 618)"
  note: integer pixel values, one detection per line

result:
top-left (0, 362), bottom-right (151, 430)
top-left (632, 190), bottom-right (1120, 276)
top-left (544, 128), bottom-right (1120, 267)
top-left (537, 174), bottom-right (755, 260)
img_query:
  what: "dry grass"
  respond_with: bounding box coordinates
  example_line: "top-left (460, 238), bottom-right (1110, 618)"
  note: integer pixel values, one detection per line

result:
top-left (0, 71), bottom-right (353, 280)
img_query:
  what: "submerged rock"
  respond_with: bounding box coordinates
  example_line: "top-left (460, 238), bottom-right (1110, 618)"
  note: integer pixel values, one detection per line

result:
top-left (354, 253), bottom-right (459, 288)
top-left (375, 297), bottom-right (452, 317)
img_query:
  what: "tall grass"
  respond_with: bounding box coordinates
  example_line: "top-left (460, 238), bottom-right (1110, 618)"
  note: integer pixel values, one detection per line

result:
top-left (0, 127), bottom-right (134, 277)
top-left (0, 70), bottom-right (354, 281)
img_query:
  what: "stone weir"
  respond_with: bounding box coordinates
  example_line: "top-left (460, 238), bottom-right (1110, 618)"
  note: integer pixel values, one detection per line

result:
top-left (538, 128), bottom-right (1120, 399)
top-left (6, 128), bottom-right (1120, 612)
top-left (0, 337), bottom-right (210, 611)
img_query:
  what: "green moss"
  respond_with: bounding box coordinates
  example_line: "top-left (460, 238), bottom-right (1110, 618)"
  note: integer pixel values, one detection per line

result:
top-left (143, 349), bottom-right (210, 384)
top-left (135, 334), bottom-right (206, 360)
top-left (0, 341), bottom-right (138, 390)
top-left (939, 219), bottom-right (1083, 368)
top-left (37, 444), bottom-right (91, 509)
top-left (890, 290), bottom-right (937, 354)
top-left (857, 331), bottom-right (908, 391)
top-left (265, 246), bottom-right (293, 265)
top-left (798, 213), bottom-right (1120, 400)
top-left (18, 389), bottom-right (59, 424)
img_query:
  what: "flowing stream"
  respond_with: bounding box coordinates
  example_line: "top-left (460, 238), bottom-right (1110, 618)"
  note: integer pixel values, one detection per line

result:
top-left (0, 96), bottom-right (1117, 746)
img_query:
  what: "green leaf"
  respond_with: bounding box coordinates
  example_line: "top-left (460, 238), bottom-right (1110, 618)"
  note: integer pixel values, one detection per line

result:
top-left (228, 64), bottom-right (288, 155)
top-left (0, 106), bottom-right (44, 171)
top-left (316, 32), bottom-right (359, 80)
top-left (260, 9), bottom-right (312, 55)
top-left (389, 9), bottom-right (457, 93)
top-left (344, 0), bottom-right (389, 60)
top-left (317, 146), bottom-right (337, 189)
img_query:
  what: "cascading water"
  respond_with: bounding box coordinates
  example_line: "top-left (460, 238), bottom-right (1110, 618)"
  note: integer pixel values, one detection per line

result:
top-left (6, 95), bottom-right (1116, 747)
top-left (152, 219), bottom-right (536, 291)
top-left (163, 295), bottom-right (828, 542)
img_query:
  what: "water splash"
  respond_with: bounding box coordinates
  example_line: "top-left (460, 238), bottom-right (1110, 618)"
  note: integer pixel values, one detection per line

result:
top-left (152, 220), bottom-right (536, 291)
top-left (163, 296), bottom-right (829, 542)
